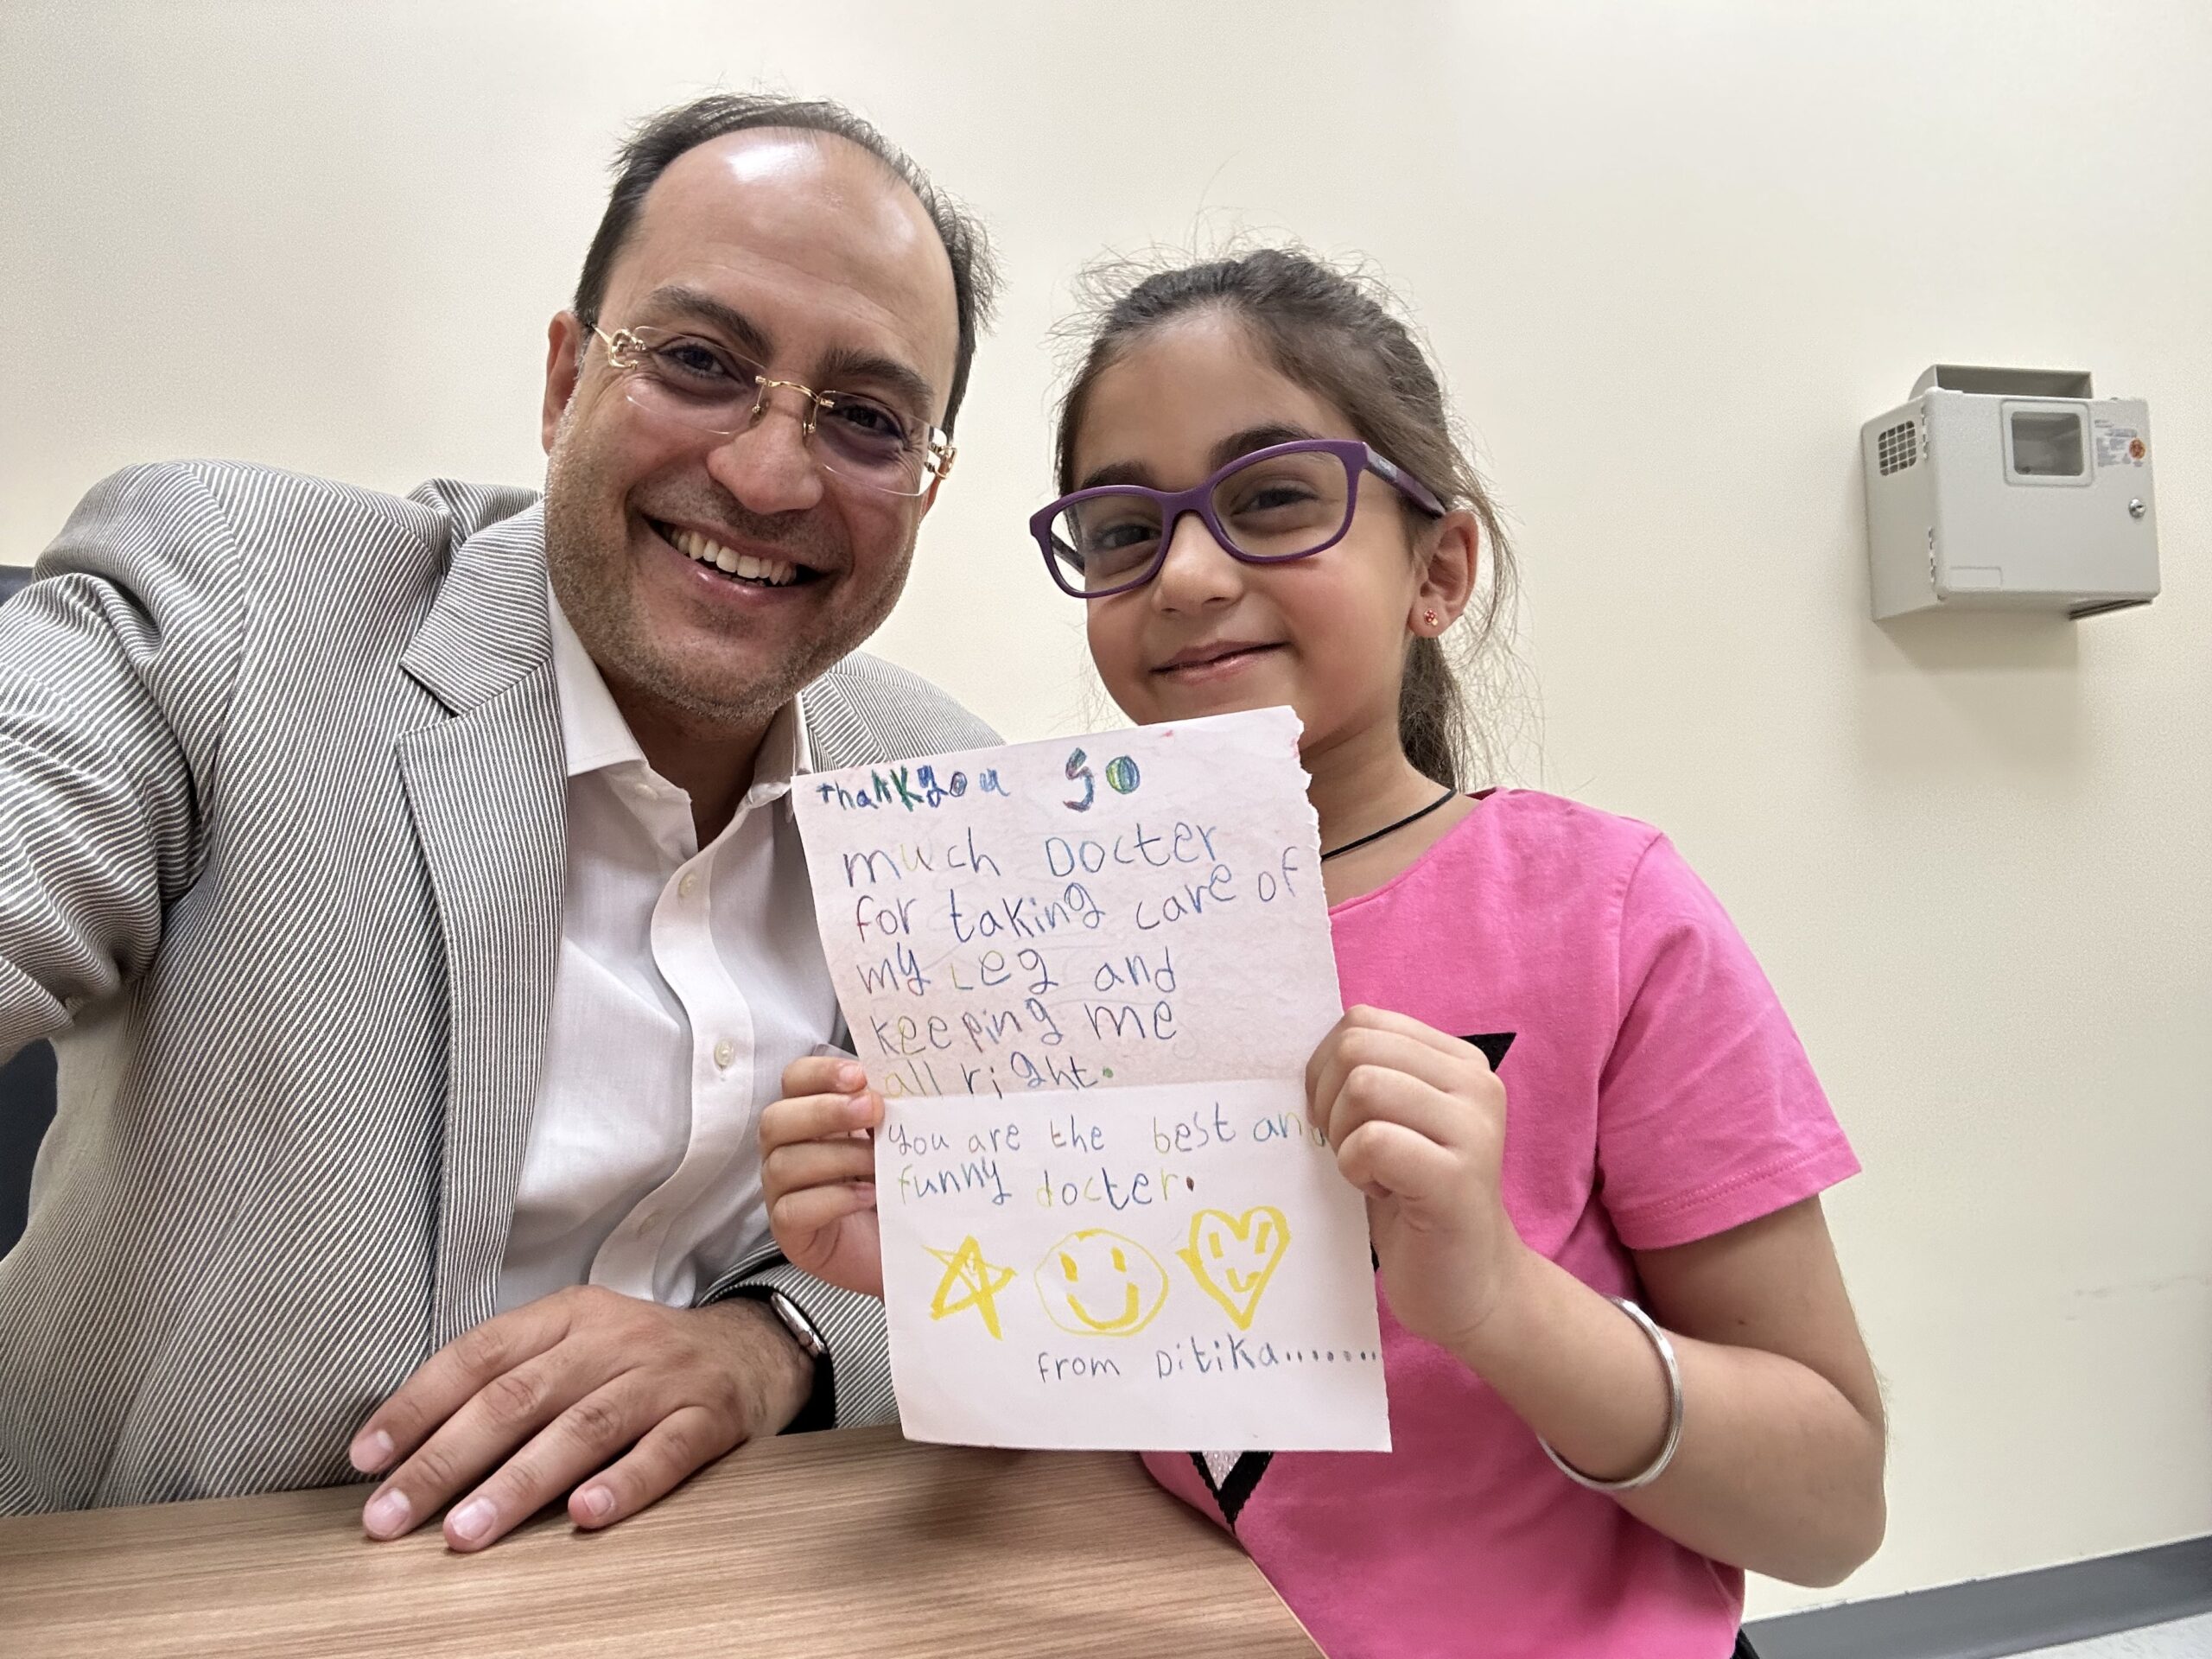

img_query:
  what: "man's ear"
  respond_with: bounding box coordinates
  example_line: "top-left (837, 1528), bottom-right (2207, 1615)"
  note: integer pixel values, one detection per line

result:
top-left (1409, 509), bottom-right (1481, 632)
top-left (542, 312), bottom-right (588, 454)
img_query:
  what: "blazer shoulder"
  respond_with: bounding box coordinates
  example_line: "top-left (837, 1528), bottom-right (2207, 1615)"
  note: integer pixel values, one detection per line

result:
top-left (805, 652), bottom-right (998, 769)
top-left (53, 461), bottom-right (537, 585)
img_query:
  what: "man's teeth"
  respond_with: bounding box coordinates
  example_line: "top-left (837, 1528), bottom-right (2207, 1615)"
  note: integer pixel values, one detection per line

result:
top-left (671, 527), bottom-right (800, 587)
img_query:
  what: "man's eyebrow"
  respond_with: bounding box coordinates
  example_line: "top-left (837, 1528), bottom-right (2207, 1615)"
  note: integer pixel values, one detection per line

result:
top-left (630, 284), bottom-right (939, 424)
top-left (1075, 423), bottom-right (1325, 493)
top-left (815, 346), bottom-right (940, 426)
top-left (632, 285), bottom-right (774, 361)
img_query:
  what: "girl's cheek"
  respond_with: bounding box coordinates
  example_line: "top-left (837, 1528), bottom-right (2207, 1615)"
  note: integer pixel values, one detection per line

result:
top-left (1086, 618), bottom-right (1148, 714)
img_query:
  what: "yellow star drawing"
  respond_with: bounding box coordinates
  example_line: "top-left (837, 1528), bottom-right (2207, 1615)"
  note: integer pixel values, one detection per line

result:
top-left (925, 1236), bottom-right (1018, 1339)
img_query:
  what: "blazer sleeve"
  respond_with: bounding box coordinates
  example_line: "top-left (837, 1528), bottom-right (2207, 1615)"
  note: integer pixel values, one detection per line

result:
top-left (0, 464), bottom-right (251, 1067)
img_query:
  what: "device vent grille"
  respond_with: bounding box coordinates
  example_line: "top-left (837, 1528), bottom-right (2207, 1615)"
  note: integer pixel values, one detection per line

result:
top-left (1877, 420), bottom-right (1920, 476)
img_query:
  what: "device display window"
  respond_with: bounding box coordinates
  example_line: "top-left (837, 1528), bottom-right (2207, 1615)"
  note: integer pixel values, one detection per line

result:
top-left (2004, 405), bottom-right (2090, 483)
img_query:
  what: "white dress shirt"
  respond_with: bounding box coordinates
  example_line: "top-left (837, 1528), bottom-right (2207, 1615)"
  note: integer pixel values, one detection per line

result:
top-left (494, 594), bottom-right (839, 1313)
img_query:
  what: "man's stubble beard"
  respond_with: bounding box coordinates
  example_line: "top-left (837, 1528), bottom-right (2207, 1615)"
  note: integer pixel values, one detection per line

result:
top-left (542, 430), bottom-right (914, 735)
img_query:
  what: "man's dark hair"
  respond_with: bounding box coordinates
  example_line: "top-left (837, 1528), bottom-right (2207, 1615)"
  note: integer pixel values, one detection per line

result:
top-left (574, 92), bottom-right (999, 432)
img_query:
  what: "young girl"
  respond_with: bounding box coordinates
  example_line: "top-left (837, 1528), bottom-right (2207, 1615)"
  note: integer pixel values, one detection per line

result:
top-left (761, 249), bottom-right (1885, 1659)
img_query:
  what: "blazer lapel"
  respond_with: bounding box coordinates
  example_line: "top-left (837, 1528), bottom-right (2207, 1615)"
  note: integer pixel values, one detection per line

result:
top-left (396, 505), bottom-right (566, 1346)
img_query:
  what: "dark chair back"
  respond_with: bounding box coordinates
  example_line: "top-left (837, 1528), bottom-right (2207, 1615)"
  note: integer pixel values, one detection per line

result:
top-left (1, 567), bottom-right (60, 1253)
top-left (0, 1043), bottom-right (55, 1255)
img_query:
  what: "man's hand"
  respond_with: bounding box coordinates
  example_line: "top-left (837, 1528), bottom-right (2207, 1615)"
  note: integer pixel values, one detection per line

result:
top-left (348, 1286), bottom-right (813, 1551)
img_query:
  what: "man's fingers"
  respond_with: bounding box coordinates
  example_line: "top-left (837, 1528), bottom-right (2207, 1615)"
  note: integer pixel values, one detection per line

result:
top-left (569, 1403), bottom-right (735, 1531)
top-left (360, 1347), bottom-right (582, 1540)
top-left (350, 1302), bottom-right (565, 1475)
top-left (442, 1378), bottom-right (662, 1553)
top-left (760, 1090), bottom-right (880, 1155)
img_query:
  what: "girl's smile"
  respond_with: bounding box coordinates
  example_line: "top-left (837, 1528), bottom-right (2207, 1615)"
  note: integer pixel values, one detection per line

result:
top-left (1150, 637), bottom-right (1287, 682)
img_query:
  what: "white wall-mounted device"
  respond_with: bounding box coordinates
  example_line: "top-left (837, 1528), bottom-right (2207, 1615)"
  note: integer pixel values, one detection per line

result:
top-left (1861, 365), bottom-right (2158, 620)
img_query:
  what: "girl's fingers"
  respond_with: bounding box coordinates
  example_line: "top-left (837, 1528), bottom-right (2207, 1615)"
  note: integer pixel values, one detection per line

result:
top-left (762, 1137), bottom-right (876, 1202)
top-left (768, 1180), bottom-right (878, 1240)
top-left (1311, 1028), bottom-right (1477, 1121)
top-left (781, 1055), bottom-right (867, 1097)
top-left (1321, 1062), bottom-right (1471, 1154)
top-left (759, 1090), bottom-right (880, 1154)
top-left (1335, 1116), bottom-right (1460, 1205)
top-left (1308, 1010), bottom-right (1492, 1128)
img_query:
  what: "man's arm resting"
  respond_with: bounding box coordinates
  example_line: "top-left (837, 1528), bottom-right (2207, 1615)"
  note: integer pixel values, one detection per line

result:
top-left (350, 1285), bottom-right (817, 1552)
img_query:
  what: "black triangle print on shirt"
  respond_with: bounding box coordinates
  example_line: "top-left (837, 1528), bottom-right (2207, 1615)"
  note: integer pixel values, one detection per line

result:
top-left (1198, 1033), bottom-right (1520, 1529)
top-left (1462, 1032), bottom-right (1516, 1070)
top-left (1189, 1450), bottom-right (1274, 1529)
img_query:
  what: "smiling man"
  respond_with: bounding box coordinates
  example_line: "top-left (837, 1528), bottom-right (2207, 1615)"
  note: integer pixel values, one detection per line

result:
top-left (0, 95), bottom-right (996, 1546)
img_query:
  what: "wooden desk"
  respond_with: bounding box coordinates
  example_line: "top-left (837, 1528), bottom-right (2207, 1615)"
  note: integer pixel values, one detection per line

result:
top-left (0, 1424), bottom-right (1319, 1656)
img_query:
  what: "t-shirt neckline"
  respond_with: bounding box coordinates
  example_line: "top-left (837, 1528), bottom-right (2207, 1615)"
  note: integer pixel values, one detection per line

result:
top-left (1325, 788), bottom-right (1500, 920)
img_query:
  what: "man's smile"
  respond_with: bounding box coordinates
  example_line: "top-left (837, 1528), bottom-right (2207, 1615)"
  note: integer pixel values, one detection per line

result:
top-left (646, 517), bottom-right (822, 588)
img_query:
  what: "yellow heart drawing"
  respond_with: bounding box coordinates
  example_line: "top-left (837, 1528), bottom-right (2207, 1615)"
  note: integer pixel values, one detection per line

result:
top-left (1177, 1206), bottom-right (1291, 1331)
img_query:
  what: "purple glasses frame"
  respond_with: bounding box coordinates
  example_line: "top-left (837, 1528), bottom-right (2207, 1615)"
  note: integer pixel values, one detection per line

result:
top-left (1030, 437), bottom-right (1449, 600)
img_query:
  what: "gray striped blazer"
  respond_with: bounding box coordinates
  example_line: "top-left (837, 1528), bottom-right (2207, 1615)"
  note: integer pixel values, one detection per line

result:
top-left (0, 461), bottom-right (995, 1513)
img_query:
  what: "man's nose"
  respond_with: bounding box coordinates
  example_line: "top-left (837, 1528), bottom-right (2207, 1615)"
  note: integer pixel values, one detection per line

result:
top-left (704, 391), bottom-right (828, 516)
top-left (1149, 509), bottom-right (1242, 612)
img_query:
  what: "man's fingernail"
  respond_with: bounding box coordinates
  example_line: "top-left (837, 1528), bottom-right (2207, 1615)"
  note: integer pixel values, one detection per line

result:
top-left (350, 1429), bottom-right (393, 1472)
top-left (362, 1489), bottom-right (410, 1538)
top-left (576, 1484), bottom-right (613, 1522)
top-left (836, 1061), bottom-right (864, 1090)
top-left (448, 1497), bottom-right (494, 1544)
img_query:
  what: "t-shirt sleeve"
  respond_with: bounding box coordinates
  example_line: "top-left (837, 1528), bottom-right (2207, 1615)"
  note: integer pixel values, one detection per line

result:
top-left (1595, 834), bottom-right (1859, 1250)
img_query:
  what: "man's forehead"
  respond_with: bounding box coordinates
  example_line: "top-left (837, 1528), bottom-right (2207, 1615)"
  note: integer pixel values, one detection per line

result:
top-left (609, 129), bottom-right (959, 401)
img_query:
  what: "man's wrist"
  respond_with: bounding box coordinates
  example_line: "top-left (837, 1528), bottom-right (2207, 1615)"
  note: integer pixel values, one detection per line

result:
top-left (709, 1290), bottom-right (836, 1433)
top-left (702, 1295), bottom-right (821, 1434)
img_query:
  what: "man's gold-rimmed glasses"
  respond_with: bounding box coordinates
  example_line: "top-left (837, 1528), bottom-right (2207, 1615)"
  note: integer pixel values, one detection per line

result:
top-left (593, 324), bottom-right (953, 499)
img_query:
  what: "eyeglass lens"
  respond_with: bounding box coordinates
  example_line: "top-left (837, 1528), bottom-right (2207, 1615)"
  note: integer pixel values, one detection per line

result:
top-left (620, 333), bottom-right (932, 493)
top-left (1047, 447), bottom-right (1353, 594)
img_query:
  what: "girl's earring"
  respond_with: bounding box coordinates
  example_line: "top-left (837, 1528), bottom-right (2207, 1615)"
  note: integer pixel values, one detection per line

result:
top-left (1422, 610), bottom-right (1440, 630)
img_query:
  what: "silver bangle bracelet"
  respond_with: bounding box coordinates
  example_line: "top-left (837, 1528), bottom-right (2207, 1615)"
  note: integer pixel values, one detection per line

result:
top-left (1539, 1296), bottom-right (1685, 1493)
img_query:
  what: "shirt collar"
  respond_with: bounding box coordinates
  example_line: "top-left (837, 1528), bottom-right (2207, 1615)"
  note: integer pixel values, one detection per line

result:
top-left (547, 582), bottom-right (810, 804)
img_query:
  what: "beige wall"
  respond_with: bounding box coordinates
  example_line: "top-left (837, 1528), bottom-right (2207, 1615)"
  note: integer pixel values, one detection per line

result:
top-left (3, 0), bottom-right (2208, 1618)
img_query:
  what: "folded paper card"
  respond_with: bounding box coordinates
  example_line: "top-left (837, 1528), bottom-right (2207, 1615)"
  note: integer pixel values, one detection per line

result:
top-left (793, 708), bottom-right (1389, 1451)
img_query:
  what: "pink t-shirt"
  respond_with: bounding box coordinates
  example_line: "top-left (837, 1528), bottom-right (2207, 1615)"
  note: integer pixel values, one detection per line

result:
top-left (1142, 791), bottom-right (1859, 1659)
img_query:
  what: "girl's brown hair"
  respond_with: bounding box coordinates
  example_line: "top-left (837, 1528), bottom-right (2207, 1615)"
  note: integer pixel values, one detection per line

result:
top-left (1055, 247), bottom-right (1518, 789)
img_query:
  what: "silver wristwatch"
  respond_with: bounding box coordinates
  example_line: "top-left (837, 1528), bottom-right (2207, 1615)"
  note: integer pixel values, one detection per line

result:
top-left (762, 1287), bottom-right (827, 1361)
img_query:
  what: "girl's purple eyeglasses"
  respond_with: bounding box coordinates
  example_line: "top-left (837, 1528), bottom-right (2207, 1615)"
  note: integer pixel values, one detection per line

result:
top-left (1030, 437), bottom-right (1447, 600)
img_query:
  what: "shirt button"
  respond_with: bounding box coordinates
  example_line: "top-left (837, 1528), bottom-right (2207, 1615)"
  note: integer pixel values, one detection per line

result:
top-left (679, 872), bottom-right (699, 899)
top-left (713, 1039), bottom-right (736, 1070)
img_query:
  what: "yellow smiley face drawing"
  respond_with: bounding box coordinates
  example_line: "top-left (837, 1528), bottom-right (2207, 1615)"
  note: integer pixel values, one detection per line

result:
top-left (1037, 1230), bottom-right (1170, 1337)
top-left (1178, 1207), bottom-right (1291, 1330)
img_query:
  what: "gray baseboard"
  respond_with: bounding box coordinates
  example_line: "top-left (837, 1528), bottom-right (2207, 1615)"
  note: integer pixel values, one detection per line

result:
top-left (1745, 1536), bottom-right (2212, 1659)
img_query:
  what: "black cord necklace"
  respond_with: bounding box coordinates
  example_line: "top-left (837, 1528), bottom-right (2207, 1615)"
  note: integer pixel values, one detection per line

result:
top-left (1319, 785), bottom-right (1460, 862)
